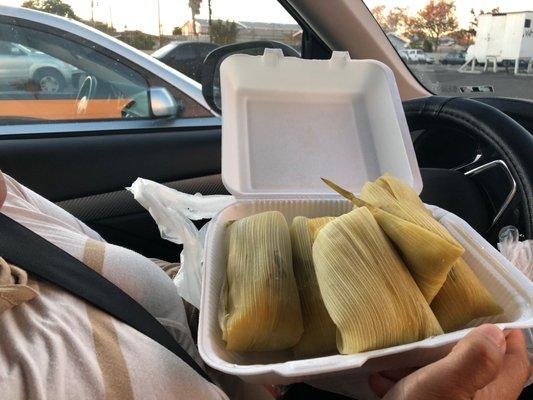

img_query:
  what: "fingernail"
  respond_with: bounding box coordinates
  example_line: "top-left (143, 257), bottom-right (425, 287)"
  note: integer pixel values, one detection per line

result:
top-left (477, 324), bottom-right (505, 347)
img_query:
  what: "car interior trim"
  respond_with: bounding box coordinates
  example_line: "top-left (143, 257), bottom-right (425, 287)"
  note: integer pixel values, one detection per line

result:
top-left (0, 116), bottom-right (221, 137)
top-left (464, 160), bottom-right (518, 228)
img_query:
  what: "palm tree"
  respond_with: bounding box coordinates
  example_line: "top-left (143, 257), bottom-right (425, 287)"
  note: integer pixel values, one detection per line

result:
top-left (188, 0), bottom-right (202, 36)
top-left (208, 0), bottom-right (213, 42)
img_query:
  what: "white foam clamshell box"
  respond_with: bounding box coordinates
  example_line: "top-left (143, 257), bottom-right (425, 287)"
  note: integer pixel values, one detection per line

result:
top-left (198, 49), bottom-right (533, 384)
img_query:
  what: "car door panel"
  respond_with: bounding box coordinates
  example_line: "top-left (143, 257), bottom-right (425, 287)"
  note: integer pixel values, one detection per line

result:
top-left (0, 126), bottom-right (225, 260)
top-left (0, 127), bottom-right (222, 201)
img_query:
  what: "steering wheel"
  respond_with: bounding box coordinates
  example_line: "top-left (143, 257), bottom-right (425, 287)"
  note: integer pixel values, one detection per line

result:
top-left (404, 97), bottom-right (533, 245)
top-left (76, 75), bottom-right (98, 115)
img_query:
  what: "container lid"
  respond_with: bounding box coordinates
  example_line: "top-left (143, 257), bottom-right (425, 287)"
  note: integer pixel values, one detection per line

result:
top-left (220, 49), bottom-right (422, 199)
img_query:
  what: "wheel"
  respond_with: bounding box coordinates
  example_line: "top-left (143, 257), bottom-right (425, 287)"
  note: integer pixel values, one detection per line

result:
top-left (441, 60), bottom-right (448, 65)
top-left (33, 68), bottom-right (65, 94)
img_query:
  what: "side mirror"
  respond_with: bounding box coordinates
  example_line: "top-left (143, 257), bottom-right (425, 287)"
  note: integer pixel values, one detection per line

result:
top-left (201, 41), bottom-right (300, 114)
top-left (149, 87), bottom-right (182, 118)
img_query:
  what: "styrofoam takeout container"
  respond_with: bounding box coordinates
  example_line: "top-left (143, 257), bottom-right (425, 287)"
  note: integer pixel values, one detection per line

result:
top-left (198, 50), bottom-right (533, 384)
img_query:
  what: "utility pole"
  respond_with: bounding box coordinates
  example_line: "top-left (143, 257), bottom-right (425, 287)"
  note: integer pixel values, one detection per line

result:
top-left (156, 0), bottom-right (162, 47)
top-left (108, 0), bottom-right (113, 29)
top-left (208, 0), bottom-right (213, 42)
top-left (90, 0), bottom-right (94, 22)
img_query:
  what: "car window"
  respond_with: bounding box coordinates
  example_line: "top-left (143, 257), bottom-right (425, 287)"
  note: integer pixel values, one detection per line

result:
top-left (364, 1), bottom-right (533, 100)
top-left (0, 20), bottom-right (209, 126)
top-left (148, 0), bottom-right (301, 82)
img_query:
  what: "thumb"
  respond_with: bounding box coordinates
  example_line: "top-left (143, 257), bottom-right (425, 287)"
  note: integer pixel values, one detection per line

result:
top-left (383, 324), bottom-right (507, 400)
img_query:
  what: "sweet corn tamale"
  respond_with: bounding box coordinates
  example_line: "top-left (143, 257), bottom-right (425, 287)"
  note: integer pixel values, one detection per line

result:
top-left (312, 207), bottom-right (443, 354)
top-left (375, 173), bottom-right (427, 211)
top-left (360, 175), bottom-right (502, 329)
top-left (431, 258), bottom-right (503, 332)
top-left (219, 211), bottom-right (304, 351)
top-left (367, 206), bottom-right (464, 302)
top-left (307, 216), bottom-right (336, 242)
top-left (322, 178), bottom-right (463, 303)
top-left (291, 216), bottom-right (337, 358)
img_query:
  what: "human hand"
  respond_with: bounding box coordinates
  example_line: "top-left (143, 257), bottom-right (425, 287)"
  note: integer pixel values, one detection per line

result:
top-left (369, 324), bottom-right (532, 400)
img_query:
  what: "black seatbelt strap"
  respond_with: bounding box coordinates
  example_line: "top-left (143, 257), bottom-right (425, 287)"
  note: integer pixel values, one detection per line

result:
top-left (0, 213), bottom-right (212, 383)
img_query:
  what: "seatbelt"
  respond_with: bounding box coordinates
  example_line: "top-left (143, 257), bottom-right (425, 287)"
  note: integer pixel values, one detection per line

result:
top-left (0, 213), bottom-right (212, 384)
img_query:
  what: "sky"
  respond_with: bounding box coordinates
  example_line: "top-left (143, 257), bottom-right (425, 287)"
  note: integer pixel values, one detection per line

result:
top-left (0, 0), bottom-right (530, 35)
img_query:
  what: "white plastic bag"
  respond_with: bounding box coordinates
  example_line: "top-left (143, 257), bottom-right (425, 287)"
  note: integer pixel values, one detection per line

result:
top-left (128, 178), bottom-right (234, 308)
top-left (498, 226), bottom-right (532, 280)
top-left (497, 225), bottom-right (533, 387)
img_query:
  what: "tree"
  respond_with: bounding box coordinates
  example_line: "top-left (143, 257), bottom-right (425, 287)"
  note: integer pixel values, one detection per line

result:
top-left (22, 0), bottom-right (77, 19)
top-left (84, 19), bottom-right (116, 35)
top-left (120, 30), bottom-right (156, 50)
top-left (450, 28), bottom-right (474, 46)
top-left (371, 5), bottom-right (410, 35)
top-left (172, 26), bottom-right (183, 36)
top-left (371, 5), bottom-right (387, 29)
top-left (415, 0), bottom-right (458, 52)
top-left (209, 20), bottom-right (237, 45)
top-left (188, 0), bottom-right (202, 36)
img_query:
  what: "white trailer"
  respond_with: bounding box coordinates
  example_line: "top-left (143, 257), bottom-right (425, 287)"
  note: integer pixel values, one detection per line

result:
top-left (460, 11), bottom-right (533, 74)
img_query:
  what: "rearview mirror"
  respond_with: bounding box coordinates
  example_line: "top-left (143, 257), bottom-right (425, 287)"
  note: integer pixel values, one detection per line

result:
top-left (201, 41), bottom-right (300, 114)
top-left (149, 87), bottom-right (182, 118)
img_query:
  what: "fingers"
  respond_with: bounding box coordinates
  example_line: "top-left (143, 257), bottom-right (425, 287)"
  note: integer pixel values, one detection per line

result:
top-left (380, 324), bottom-right (507, 400)
top-left (380, 367), bottom-right (418, 382)
top-left (369, 373), bottom-right (395, 398)
top-left (481, 330), bottom-right (532, 398)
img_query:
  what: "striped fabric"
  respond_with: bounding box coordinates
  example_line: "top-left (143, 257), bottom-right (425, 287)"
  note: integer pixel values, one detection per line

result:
top-left (0, 172), bottom-right (245, 399)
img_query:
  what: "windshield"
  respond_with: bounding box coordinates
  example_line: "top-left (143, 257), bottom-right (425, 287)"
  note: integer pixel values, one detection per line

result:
top-left (364, 1), bottom-right (533, 100)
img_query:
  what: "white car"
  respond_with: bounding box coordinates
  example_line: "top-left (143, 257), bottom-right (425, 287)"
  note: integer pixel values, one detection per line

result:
top-left (404, 48), bottom-right (429, 63)
top-left (0, 41), bottom-right (82, 93)
top-left (0, 5), bottom-right (214, 129)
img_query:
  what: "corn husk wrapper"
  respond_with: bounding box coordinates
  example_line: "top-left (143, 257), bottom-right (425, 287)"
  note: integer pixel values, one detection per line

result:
top-left (219, 211), bottom-right (304, 351)
top-left (322, 178), bottom-right (463, 303)
top-left (360, 175), bottom-right (503, 331)
top-left (290, 216), bottom-right (337, 358)
top-left (431, 258), bottom-right (503, 331)
top-left (308, 216), bottom-right (336, 242)
top-left (367, 206), bottom-right (464, 302)
top-left (312, 207), bottom-right (443, 354)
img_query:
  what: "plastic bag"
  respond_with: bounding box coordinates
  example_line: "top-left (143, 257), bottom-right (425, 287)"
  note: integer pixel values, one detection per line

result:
top-left (497, 226), bottom-right (532, 280)
top-left (497, 226), bottom-right (533, 387)
top-left (128, 178), bottom-right (234, 308)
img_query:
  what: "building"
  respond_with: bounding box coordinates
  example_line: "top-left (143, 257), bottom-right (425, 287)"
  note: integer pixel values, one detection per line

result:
top-left (179, 18), bottom-right (300, 44)
top-left (386, 32), bottom-right (409, 51)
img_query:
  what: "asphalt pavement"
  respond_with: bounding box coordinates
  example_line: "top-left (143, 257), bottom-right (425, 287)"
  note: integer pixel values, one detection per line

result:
top-left (409, 63), bottom-right (533, 100)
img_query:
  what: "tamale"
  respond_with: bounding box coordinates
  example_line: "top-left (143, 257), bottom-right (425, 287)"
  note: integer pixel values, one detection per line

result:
top-left (360, 175), bottom-right (502, 329)
top-left (219, 211), bottom-right (304, 351)
top-left (431, 258), bottom-right (503, 332)
top-left (291, 216), bottom-right (337, 358)
top-left (312, 207), bottom-right (443, 354)
top-left (307, 216), bottom-right (336, 242)
top-left (375, 173), bottom-right (427, 211)
top-left (322, 178), bottom-right (463, 303)
top-left (368, 206), bottom-right (464, 302)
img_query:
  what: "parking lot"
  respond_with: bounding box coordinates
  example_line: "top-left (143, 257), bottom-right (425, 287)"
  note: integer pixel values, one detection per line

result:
top-left (410, 63), bottom-right (533, 100)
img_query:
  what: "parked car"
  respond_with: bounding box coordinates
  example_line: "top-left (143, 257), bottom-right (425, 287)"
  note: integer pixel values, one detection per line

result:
top-left (0, 41), bottom-right (81, 93)
top-left (404, 48), bottom-right (429, 63)
top-left (152, 41), bottom-right (219, 82)
top-left (441, 52), bottom-right (467, 65)
top-left (0, 7), bottom-right (212, 124)
top-left (424, 54), bottom-right (435, 64)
